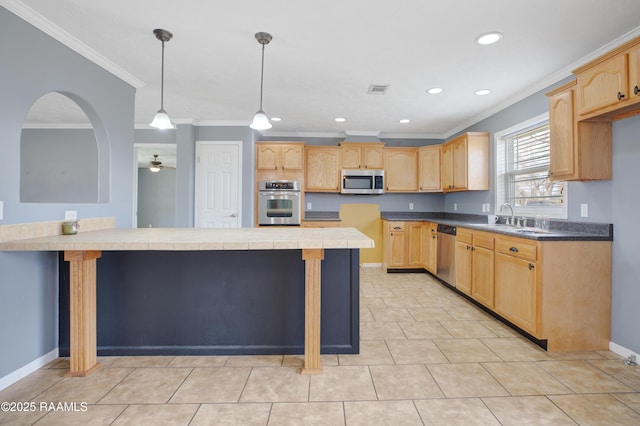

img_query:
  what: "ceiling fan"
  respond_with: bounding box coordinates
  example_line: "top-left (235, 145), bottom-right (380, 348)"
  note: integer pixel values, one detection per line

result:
top-left (148, 154), bottom-right (164, 172)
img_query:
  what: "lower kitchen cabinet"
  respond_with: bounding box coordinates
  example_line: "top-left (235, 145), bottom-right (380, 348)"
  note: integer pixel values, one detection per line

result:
top-left (494, 250), bottom-right (538, 335)
top-left (382, 220), bottom-right (426, 270)
top-left (450, 227), bottom-right (611, 351)
top-left (455, 228), bottom-right (494, 307)
top-left (421, 222), bottom-right (437, 273)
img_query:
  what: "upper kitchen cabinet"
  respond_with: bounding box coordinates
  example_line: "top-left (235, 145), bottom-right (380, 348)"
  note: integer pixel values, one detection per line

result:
top-left (547, 81), bottom-right (612, 181)
top-left (383, 147), bottom-right (418, 192)
top-left (256, 142), bottom-right (304, 171)
top-left (441, 132), bottom-right (489, 192)
top-left (573, 36), bottom-right (640, 120)
top-left (305, 146), bottom-right (341, 192)
top-left (418, 145), bottom-right (441, 192)
top-left (340, 142), bottom-right (384, 169)
top-left (255, 142), bottom-right (305, 181)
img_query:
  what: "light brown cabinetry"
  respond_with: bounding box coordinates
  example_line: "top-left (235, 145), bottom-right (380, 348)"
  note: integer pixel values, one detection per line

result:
top-left (573, 36), bottom-right (640, 120)
top-left (441, 132), bottom-right (489, 192)
top-left (418, 145), bottom-right (441, 192)
top-left (547, 82), bottom-right (612, 181)
top-left (301, 221), bottom-right (341, 228)
top-left (494, 236), bottom-right (538, 335)
top-left (382, 221), bottom-right (424, 270)
top-left (256, 142), bottom-right (304, 172)
top-left (340, 143), bottom-right (384, 169)
top-left (421, 222), bottom-right (437, 273)
top-left (383, 147), bottom-right (419, 192)
top-left (305, 146), bottom-right (341, 192)
top-left (455, 228), bottom-right (494, 308)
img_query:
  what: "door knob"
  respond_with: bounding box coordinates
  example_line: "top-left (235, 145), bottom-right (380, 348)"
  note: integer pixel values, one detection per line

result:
top-left (229, 213), bottom-right (237, 217)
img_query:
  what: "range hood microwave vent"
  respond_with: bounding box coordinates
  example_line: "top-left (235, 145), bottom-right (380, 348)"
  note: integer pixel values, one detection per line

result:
top-left (367, 84), bottom-right (390, 95)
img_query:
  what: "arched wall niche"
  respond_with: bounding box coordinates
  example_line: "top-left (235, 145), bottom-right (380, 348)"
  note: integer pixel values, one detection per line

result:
top-left (20, 91), bottom-right (110, 203)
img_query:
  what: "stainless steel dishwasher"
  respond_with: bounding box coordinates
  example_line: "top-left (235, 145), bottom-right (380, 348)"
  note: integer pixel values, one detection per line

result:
top-left (436, 224), bottom-right (456, 287)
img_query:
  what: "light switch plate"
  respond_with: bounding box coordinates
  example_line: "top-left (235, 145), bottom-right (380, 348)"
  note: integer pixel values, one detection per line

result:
top-left (581, 204), bottom-right (588, 217)
top-left (307, 203), bottom-right (312, 210)
top-left (65, 210), bottom-right (77, 220)
top-left (454, 203), bottom-right (458, 211)
top-left (409, 203), bottom-right (414, 210)
top-left (0, 201), bottom-right (3, 221)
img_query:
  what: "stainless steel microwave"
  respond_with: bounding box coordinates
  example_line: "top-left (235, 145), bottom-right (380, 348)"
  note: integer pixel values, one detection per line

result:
top-left (341, 169), bottom-right (384, 194)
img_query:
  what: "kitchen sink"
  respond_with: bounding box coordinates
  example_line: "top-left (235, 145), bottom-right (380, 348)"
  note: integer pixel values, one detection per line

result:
top-left (475, 224), bottom-right (550, 234)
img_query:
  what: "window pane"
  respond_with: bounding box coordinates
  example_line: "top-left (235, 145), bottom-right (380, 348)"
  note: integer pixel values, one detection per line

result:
top-left (495, 115), bottom-right (567, 218)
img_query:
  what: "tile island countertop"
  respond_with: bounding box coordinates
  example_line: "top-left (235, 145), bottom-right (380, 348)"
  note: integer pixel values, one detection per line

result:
top-left (0, 226), bottom-right (375, 252)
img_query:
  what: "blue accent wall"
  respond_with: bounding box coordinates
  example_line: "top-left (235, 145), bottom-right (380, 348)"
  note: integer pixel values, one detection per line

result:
top-left (0, 8), bottom-right (135, 379)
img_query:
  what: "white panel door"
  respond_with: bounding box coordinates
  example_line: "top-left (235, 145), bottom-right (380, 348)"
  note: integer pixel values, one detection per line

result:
top-left (195, 142), bottom-right (242, 228)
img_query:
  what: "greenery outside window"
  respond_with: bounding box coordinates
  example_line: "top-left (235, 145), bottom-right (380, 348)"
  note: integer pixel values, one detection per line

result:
top-left (495, 113), bottom-right (567, 219)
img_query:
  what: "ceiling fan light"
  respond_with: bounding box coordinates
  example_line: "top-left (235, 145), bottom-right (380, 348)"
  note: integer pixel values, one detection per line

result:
top-left (149, 165), bottom-right (161, 172)
top-left (149, 108), bottom-right (175, 129)
top-left (250, 109), bottom-right (272, 130)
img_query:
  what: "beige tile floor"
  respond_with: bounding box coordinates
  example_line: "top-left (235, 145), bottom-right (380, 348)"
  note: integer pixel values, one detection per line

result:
top-left (1, 268), bottom-right (639, 425)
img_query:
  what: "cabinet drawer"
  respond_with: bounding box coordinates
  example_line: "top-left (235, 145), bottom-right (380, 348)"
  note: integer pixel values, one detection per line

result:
top-left (456, 227), bottom-right (472, 244)
top-left (473, 231), bottom-right (494, 250)
top-left (495, 238), bottom-right (537, 261)
top-left (387, 222), bottom-right (405, 232)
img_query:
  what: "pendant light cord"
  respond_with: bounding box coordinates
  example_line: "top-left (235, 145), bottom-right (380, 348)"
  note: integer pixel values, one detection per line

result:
top-left (259, 43), bottom-right (265, 110)
top-left (160, 40), bottom-right (166, 110)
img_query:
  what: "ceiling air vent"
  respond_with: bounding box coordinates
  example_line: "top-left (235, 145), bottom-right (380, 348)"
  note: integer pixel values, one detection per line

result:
top-left (367, 84), bottom-right (390, 95)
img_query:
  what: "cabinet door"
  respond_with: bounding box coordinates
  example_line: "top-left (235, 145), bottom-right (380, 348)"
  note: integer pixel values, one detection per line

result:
top-left (548, 87), bottom-right (576, 179)
top-left (472, 246), bottom-right (494, 308)
top-left (441, 142), bottom-right (454, 191)
top-left (494, 253), bottom-right (538, 335)
top-left (576, 54), bottom-right (629, 116)
top-left (419, 145), bottom-right (441, 192)
top-left (280, 144), bottom-right (304, 170)
top-left (408, 223), bottom-right (423, 267)
top-left (455, 240), bottom-right (472, 295)
top-left (388, 229), bottom-right (406, 268)
top-left (341, 145), bottom-right (362, 169)
top-left (305, 146), bottom-right (341, 192)
top-left (452, 137), bottom-right (468, 190)
top-left (256, 145), bottom-right (280, 170)
top-left (421, 222), bottom-right (437, 273)
top-left (363, 145), bottom-right (384, 169)
top-left (384, 148), bottom-right (418, 192)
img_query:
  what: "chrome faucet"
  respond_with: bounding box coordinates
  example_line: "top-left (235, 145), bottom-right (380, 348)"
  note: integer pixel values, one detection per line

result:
top-left (500, 202), bottom-right (515, 226)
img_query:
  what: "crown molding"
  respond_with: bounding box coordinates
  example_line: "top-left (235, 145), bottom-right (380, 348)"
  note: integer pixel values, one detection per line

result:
top-left (1, 0), bottom-right (145, 88)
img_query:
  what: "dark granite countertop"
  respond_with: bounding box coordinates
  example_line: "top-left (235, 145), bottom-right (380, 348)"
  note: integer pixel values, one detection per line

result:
top-left (380, 211), bottom-right (613, 242)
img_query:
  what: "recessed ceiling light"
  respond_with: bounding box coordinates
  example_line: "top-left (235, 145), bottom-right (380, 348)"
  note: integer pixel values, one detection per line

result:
top-left (475, 32), bottom-right (503, 45)
top-left (334, 117), bottom-right (346, 123)
top-left (427, 87), bottom-right (443, 94)
top-left (399, 119), bottom-right (410, 124)
top-left (271, 117), bottom-right (281, 122)
top-left (475, 89), bottom-right (491, 96)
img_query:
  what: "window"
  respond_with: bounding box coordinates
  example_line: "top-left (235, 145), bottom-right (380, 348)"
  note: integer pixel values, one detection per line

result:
top-left (495, 113), bottom-right (567, 218)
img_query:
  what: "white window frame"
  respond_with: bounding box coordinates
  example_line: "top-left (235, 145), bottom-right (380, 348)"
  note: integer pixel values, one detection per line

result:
top-left (494, 112), bottom-right (568, 219)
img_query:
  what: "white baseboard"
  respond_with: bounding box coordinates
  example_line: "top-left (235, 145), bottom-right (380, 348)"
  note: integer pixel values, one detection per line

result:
top-left (0, 348), bottom-right (59, 391)
top-left (362, 263), bottom-right (382, 268)
top-left (609, 341), bottom-right (639, 360)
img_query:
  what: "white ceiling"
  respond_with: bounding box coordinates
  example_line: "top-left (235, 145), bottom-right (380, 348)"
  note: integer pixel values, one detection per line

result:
top-left (8, 0), bottom-right (640, 138)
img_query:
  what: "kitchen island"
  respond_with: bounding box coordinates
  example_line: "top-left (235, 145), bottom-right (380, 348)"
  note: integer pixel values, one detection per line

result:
top-left (0, 226), bottom-right (373, 377)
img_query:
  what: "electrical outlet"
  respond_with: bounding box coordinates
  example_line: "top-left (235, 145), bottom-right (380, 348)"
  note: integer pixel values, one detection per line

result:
top-left (409, 203), bottom-right (414, 210)
top-left (485, 203), bottom-right (491, 212)
top-left (581, 204), bottom-right (588, 217)
top-left (65, 210), bottom-right (77, 220)
top-left (307, 202), bottom-right (312, 210)
top-left (481, 204), bottom-right (487, 212)
top-left (0, 201), bottom-right (3, 221)
top-left (454, 203), bottom-right (457, 211)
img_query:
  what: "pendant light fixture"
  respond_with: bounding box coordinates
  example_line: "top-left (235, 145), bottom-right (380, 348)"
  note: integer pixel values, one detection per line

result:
top-left (149, 28), bottom-right (175, 130)
top-left (249, 32), bottom-right (273, 130)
